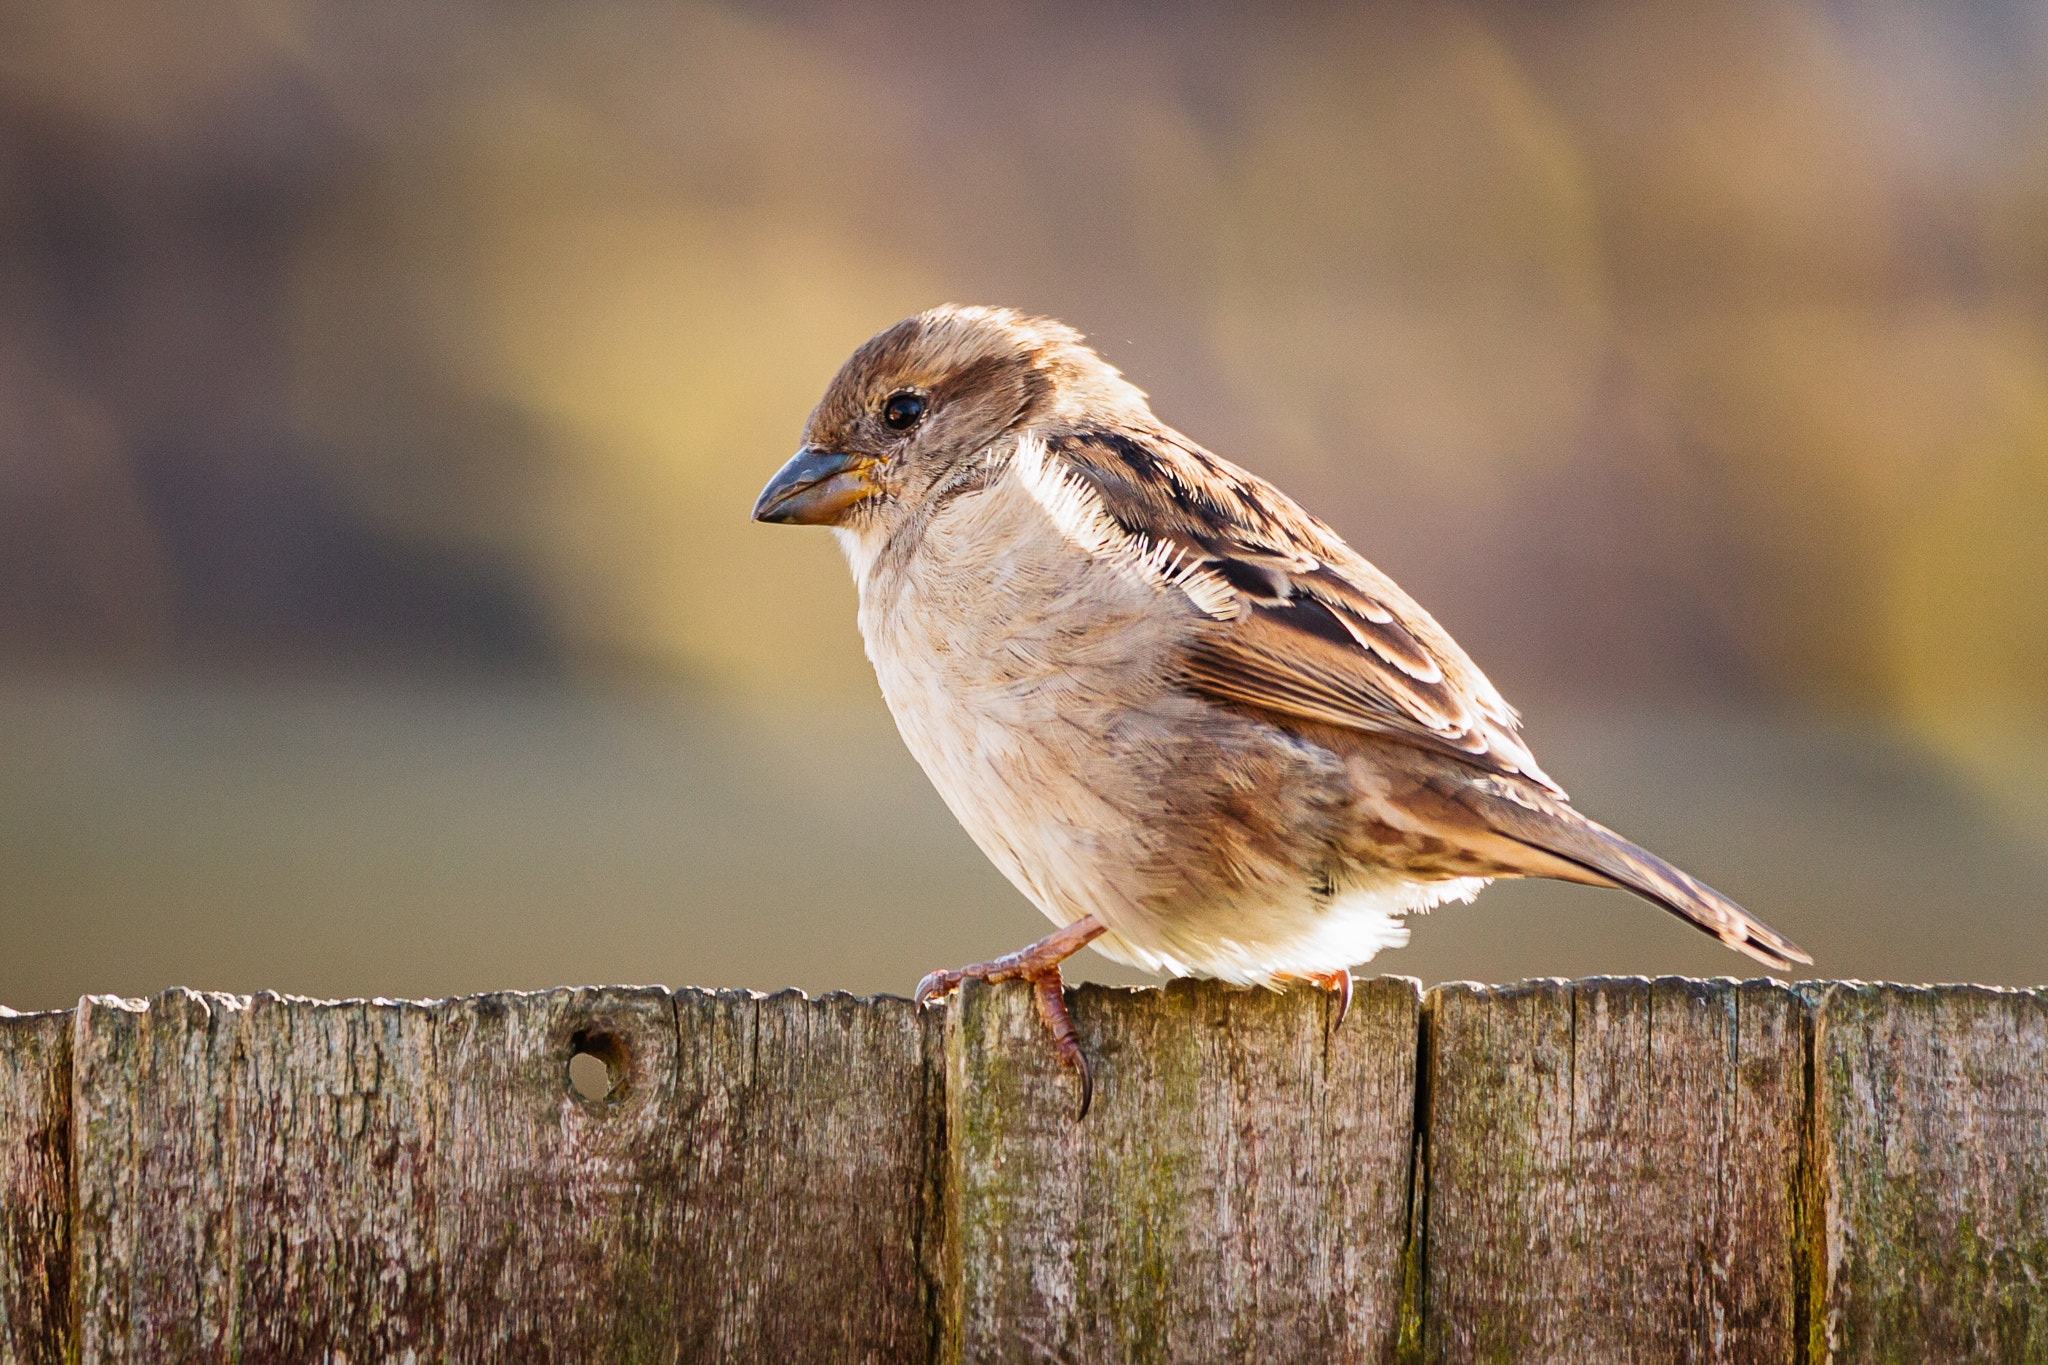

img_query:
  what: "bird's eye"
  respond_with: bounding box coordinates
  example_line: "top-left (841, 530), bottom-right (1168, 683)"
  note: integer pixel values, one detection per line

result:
top-left (882, 391), bottom-right (926, 431)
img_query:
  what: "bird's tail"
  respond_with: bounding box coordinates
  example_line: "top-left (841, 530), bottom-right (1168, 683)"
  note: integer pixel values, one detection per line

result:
top-left (1452, 775), bottom-right (1812, 972)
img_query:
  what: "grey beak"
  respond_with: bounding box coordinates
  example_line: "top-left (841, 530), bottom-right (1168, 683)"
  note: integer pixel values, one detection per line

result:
top-left (751, 448), bottom-right (880, 526)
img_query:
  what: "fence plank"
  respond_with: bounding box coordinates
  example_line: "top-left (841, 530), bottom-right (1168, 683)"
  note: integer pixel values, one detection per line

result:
top-left (232, 993), bottom-right (441, 1363)
top-left (73, 991), bottom-right (439, 1362)
top-left (73, 991), bottom-right (247, 1365)
top-left (435, 985), bottom-right (693, 1359)
top-left (1422, 976), bottom-right (1805, 1364)
top-left (669, 988), bottom-right (942, 1361)
top-left (1811, 983), bottom-right (2048, 1364)
top-left (944, 976), bottom-right (1422, 1364)
top-left (0, 1008), bottom-right (69, 1365)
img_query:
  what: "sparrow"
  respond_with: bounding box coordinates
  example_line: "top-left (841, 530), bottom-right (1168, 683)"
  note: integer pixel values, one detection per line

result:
top-left (753, 304), bottom-right (1809, 1116)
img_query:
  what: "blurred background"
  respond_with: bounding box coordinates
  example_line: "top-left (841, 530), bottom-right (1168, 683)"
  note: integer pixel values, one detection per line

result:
top-left (3, 0), bottom-right (2045, 1012)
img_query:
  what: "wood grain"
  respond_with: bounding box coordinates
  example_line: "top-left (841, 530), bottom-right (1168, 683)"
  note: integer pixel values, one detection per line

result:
top-left (436, 984), bottom-right (691, 1358)
top-left (1421, 976), bottom-right (1805, 1364)
top-left (72, 991), bottom-right (440, 1363)
top-left (944, 975), bottom-right (1422, 1364)
top-left (13, 977), bottom-right (2048, 1359)
top-left (1811, 982), bottom-right (2048, 1365)
top-left (72, 990), bottom-right (245, 1365)
top-left (234, 993), bottom-right (440, 1362)
top-left (668, 988), bottom-right (943, 1361)
top-left (65, 986), bottom-right (943, 1363)
top-left (0, 1008), bottom-right (69, 1365)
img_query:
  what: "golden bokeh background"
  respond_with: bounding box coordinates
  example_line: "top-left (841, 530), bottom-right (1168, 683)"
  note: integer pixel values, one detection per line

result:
top-left (2, 0), bottom-right (2044, 1009)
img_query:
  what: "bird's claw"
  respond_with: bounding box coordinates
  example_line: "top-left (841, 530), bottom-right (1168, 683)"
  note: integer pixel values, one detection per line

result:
top-left (913, 968), bottom-right (963, 1009)
top-left (1307, 969), bottom-right (1353, 1032)
top-left (913, 946), bottom-right (1031, 1010)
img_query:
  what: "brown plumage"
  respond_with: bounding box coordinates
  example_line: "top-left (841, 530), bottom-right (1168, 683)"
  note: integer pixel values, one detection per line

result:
top-left (754, 304), bottom-right (1810, 1113)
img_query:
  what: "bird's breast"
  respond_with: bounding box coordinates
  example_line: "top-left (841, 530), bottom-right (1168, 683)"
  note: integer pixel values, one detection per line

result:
top-left (848, 476), bottom-right (1192, 922)
top-left (856, 475), bottom-right (1188, 715)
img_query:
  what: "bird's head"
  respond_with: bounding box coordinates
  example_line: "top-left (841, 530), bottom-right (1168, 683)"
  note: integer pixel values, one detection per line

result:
top-left (751, 304), bottom-right (1148, 532)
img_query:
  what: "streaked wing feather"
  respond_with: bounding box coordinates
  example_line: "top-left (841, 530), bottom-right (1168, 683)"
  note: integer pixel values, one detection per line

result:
top-left (1045, 428), bottom-right (1562, 795)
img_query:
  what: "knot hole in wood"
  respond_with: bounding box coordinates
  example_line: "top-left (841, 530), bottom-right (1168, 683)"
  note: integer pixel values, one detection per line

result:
top-left (566, 1024), bottom-right (631, 1105)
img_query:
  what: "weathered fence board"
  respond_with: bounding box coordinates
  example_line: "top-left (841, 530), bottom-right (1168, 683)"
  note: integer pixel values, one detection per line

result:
top-left (0, 1008), bottom-right (69, 1365)
top-left (664, 988), bottom-right (940, 1360)
top-left (73, 990), bottom-right (244, 1364)
top-left (231, 992), bottom-right (440, 1362)
top-left (6, 976), bottom-right (2047, 1362)
top-left (1811, 982), bottom-right (2048, 1365)
top-left (435, 985), bottom-right (685, 1360)
top-left (70, 991), bottom-right (444, 1362)
top-left (1421, 977), bottom-right (1805, 1364)
top-left (945, 976), bottom-right (1419, 1363)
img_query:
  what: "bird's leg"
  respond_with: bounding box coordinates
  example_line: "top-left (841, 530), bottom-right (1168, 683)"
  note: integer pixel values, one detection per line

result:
top-left (1302, 968), bottom-right (1353, 1031)
top-left (915, 915), bottom-right (1107, 1118)
top-left (1029, 972), bottom-right (1092, 1116)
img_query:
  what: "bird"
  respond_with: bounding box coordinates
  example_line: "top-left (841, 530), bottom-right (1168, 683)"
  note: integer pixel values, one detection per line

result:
top-left (752, 304), bottom-right (1810, 1116)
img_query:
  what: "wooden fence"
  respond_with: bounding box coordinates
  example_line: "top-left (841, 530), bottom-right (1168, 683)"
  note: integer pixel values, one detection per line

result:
top-left (2, 976), bottom-right (2044, 1363)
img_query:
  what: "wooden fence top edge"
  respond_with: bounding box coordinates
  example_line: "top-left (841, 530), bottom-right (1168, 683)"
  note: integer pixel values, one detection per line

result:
top-left (5, 973), bottom-right (2043, 1022)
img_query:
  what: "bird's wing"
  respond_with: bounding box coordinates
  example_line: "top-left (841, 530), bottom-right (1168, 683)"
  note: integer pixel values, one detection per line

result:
top-left (1031, 426), bottom-right (1562, 794)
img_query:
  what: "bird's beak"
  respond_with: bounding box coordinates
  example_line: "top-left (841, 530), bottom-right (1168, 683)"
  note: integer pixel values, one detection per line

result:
top-left (751, 448), bottom-right (880, 526)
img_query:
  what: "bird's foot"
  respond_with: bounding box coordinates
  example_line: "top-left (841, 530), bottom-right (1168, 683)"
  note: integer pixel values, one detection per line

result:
top-left (912, 914), bottom-right (1108, 1006)
top-left (915, 915), bottom-right (1107, 1119)
top-left (1303, 968), bottom-right (1353, 1031)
